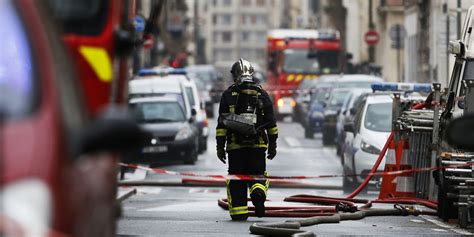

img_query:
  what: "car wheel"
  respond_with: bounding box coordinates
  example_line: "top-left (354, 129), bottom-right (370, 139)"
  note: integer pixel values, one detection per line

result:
top-left (342, 170), bottom-right (356, 193)
top-left (322, 132), bottom-right (332, 145)
top-left (184, 149), bottom-right (197, 165)
top-left (304, 128), bottom-right (314, 139)
top-left (207, 106), bottom-right (215, 118)
top-left (276, 113), bottom-right (285, 121)
top-left (437, 171), bottom-right (457, 221)
top-left (199, 138), bottom-right (208, 153)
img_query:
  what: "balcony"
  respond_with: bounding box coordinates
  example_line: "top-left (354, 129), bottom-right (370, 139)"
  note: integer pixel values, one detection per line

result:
top-left (378, 0), bottom-right (404, 12)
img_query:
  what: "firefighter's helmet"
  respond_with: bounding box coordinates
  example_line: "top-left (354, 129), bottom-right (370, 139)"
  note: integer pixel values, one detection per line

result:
top-left (230, 58), bottom-right (255, 84)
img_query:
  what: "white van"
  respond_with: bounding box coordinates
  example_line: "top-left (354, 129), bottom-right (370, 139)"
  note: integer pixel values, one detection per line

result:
top-left (129, 70), bottom-right (209, 153)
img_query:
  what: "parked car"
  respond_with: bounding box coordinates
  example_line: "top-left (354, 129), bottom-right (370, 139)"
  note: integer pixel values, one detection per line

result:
top-left (342, 93), bottom-right (393, 192)
top-left (293, 78), bottom-right (315, 124)
top-left (1, 1), bottom-right (147, 236)
top-left (335, 89), bottom-right (372, 159)
top-left (187, 71), bottom-right (215, 118)
top-left (186, 64), bottom-right (228, 104)
top-left (129, 96), bottom-right (199, 165)
top-left (131, 70), bottom-right (208, 153)
top-left (321, 88), bottom-right (353, 145)
top-left (305, 75), bottom-right (383, 139)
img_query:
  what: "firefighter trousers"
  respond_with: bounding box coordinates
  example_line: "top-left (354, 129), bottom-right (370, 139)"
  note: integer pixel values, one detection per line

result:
top-left (226, 148), bottom-right (269, 220)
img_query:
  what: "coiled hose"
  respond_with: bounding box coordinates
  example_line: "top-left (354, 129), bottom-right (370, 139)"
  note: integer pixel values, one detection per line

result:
top-left (249, 207), bottom-right (424, 237)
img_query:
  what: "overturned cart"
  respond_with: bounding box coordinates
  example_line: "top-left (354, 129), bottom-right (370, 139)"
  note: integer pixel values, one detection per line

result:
top-left (393, 83), bottom-right (474, 227)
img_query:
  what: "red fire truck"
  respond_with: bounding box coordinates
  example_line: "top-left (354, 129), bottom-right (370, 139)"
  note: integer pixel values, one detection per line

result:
top-left (0, 1), bottom-right (149, 236)
top-left (266, 29), bottom-right (342, 119)
top-left (56, 0), bottom-right (138, 117)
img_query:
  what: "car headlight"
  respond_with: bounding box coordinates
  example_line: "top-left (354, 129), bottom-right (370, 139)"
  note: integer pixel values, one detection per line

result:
top-left (1, 179), bottom-right (52, 236)
top-left (175, 125), bottom-right (193, 140)
top-left (311, 111), bottom-right (324, 118)
top-left (360, 140), bottom-right (381, 155)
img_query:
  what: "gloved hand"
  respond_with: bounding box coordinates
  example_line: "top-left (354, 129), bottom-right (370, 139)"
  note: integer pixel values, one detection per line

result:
top-left (267, 143), bottom-right (277, 160)
top-left (217, 146), bottom-right (226, 164)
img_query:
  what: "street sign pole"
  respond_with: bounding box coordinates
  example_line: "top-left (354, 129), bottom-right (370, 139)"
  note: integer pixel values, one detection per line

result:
top-left (397, 25), bottom-right (401, 82)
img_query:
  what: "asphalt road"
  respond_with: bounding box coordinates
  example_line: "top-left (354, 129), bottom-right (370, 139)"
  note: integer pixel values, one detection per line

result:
top-left (117, 114), bottom-right (473, 236)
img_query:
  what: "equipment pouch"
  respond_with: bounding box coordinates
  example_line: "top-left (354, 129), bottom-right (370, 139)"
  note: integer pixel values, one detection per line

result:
top-left (220, 113), bottom-right (257, 136)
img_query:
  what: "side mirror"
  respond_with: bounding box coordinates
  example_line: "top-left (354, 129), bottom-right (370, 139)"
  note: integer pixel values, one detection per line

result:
top-left (307, 49), bottom-right (319, 59)
top-left (448, 40), bottom-right (464, 56)
top-left (446, 114), bottom-right (474, 151)
top-left (302, 94), bottom-right (311, 104)
top-left (343, 122), bottom-right (354, 133)
top-left (78, 118), bottom-right (151, 156)
top-left (191, 108), bottom-right (197, 116)
top-left (350, 108), bottom-right (356, 115)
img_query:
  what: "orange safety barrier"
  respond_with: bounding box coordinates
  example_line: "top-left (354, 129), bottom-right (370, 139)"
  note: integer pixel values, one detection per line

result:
top-left (378, 139), bottom-right (415, 199)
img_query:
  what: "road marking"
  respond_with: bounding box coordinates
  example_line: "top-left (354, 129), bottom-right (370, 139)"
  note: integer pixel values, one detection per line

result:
top-left (410, 219), bottom-right (425, 223)
top-left (421, 215), bottom-right (474, 235)
top-left (136, 187), bottom-right (162, 195)
top-left (124, 165), bottom-right (148, 181)
top-left (189, 188), bottom-right (222, 194)
top-left (285, 137), bottom-right (301, 147)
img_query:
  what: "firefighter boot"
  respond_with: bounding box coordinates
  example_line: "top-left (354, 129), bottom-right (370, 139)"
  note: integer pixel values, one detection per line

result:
top-left (251, 189), bottom-right (266, 218)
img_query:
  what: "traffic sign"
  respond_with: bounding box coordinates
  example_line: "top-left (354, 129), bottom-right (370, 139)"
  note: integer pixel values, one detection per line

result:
top-left (389, 24), bottom-right (406, 49)
top-left (134, 15), bottom-right (145, 33)
top-left (364, 30), bottom-right (380, 46)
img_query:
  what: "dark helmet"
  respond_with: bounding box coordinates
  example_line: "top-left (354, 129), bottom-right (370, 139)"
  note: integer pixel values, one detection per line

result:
top-left (230, 58), bottom-right (255, 83)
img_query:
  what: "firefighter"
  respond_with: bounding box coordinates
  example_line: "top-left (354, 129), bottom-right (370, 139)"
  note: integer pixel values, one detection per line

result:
top-left (216, 59), bottom-right (278, 220)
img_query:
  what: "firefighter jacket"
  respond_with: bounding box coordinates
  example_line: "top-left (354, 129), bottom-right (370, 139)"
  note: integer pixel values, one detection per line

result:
top-left (216, 84), bottom-right (278, 151)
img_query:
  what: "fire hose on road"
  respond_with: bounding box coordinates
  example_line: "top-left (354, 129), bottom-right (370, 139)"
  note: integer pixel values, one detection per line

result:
top-left (246, 132), bottom-right (438, 236)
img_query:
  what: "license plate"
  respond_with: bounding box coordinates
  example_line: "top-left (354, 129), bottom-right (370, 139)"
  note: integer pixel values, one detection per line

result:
top-left (143, 146), bottom-right (168, 153)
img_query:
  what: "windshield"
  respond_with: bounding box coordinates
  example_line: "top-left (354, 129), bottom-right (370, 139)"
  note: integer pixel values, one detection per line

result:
top-left (133, 101), bottom-right (186, 123)
top-left (283, 49), bottom-right (339, 74)
top-left (283, 49), bottom-right (320, 74)
top-left (48, 0), bottom-right (108, 35)
top-left (328, 91), bottom-right (350, 107)
top-left (310, 88), bottom-right (329, 103)
top-left (364, 103), bottom-right (392, 132)
top-left (0, 0), bottom-right (36, 119)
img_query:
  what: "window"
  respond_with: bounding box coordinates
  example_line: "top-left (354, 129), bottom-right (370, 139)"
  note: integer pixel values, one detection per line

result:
top-left (134, 102), bottom-right (186, 123)
top-left (257, 15), bottom-right (267, 25)
top-left (256, 49), bottom-right (266, 60)
top-left (214, 49), bottom-right (233, 61)
top-left (251, 15), bottom-right (257, 24)
top-left (185, 87), bottom-right (196, 106)
top-left (49, 0), bottom-right (108, 35)
top-left (0, 0), bottom-right (36, 119)
top-left (212, 14), bottom-right (217, 24)
top-left (241, 0), bottom-right (251, 6)
top-left (256, 31), bottom-right (266, 43)
top-left (222, 31), bottom-right (232, 42)
top-left (213, 32), bottom-right (219, 42)
top-left (364, 103), bottom-right (392, 132)
top-left (223, 0), bottom-right (232, 6)
top-left (256, 0), bottom-right (265, 6)
top-left (241, 31), bottom-right (250, 41)
top-left (222, 14), bottom-right (232, 25)
top-left (240, 14), bottom-right (247, 24)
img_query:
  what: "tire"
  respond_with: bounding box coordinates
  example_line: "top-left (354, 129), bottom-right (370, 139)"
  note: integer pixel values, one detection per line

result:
top-left (322, 132), bottom-right (332, 146)
top-left (276, 113), bottom-right (285, 121)
top-left (206, 106), bottom-right (215, 118)
top-left (437, 173), bottom-right (457, 221)
top-left (305, 128), bottom-right (314, 139)
top-left (184, 149), bottom-right (197, 165)
top-left (342, 172), bottom-right (356, 193)
top-left (199, 138), bottom-right (208, 153)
